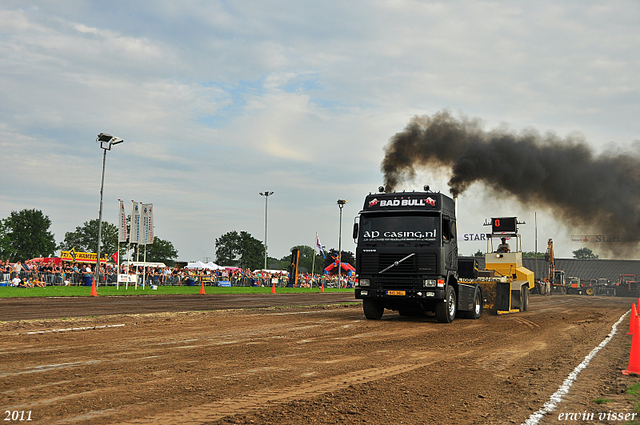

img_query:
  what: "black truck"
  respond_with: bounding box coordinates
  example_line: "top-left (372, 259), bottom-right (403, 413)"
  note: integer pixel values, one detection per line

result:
top-left (352, 188), bottom-right (534, 322)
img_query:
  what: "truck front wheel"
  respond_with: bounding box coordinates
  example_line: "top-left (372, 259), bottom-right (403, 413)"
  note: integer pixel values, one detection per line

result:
top-left (436, 286), bottom-right (457, 323)
top-left (363, 298), bottom-right (384, 320)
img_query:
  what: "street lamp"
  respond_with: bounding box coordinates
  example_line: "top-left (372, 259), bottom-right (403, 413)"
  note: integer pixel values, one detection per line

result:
top-left (337, 199), bottom-right (349, 286)
top-left (259, 191), bottom-right (274, 270)
top-left (95, 133), bottom-right (124, 287)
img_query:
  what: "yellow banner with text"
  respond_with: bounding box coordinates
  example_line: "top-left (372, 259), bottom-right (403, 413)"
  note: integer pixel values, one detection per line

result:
top-left (60, 250), bottom-right (108, 263)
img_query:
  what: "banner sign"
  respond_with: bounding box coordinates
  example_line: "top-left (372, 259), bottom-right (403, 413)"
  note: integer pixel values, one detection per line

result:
top-left (118, 274), bottom-right (137, 283)
top-left (142, 203), bottom-right (154, 245)
top-left (458, 233), bottom-right (489, 242)
top-left (360, 216), bottom-right (439, 242)
top-left (363, 194), bottom-right (439, 211)
top-left (61, 250), bottom-right (108, 263)
top-left (457, 233), bottom-right (510, 242)
top-left (117, 199), bottom-right (128, 243)
top-left (571, 235), bottom-right (621, 243)
top-left (130, 202), bottom-right (141, 244)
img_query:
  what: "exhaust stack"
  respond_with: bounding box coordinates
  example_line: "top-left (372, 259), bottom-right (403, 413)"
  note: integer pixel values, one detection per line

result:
top-left (454, 196), bottom-right (458, 222)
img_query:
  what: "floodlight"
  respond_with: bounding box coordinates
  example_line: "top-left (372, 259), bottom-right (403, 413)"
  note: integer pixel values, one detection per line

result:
top-left (94, 131), bottom-right (125, 287)
top-left (97, 133), bottom-right (113, 142)
top-left (259, 191), bottom-right (275, 269)
top-left (336, 199), bottom-right (349, 284)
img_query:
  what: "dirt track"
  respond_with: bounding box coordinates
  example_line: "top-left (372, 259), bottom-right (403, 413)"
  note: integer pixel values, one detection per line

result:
top-left (0, 294), bottom-right (638, 425)
top-left (0, 293), bottom-right (355, 321)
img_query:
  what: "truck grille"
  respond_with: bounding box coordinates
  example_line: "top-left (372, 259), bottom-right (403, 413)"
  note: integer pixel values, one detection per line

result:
top-left (359, 252), bottom-right (437, 275)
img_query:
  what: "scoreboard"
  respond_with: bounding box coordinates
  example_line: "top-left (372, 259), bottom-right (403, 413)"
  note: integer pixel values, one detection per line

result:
top-left (491, 217), bottom-right (518, 234)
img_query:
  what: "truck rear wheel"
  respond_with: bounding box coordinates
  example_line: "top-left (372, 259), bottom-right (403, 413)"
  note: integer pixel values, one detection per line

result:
top-left (436, 286), bottom-right (457, 323)
top-left (363, 299), bottom-right (384, 320)
top-left (520, 285), bottom-right (529, 312)
top-left (464, 289), bottom-right (482, 319)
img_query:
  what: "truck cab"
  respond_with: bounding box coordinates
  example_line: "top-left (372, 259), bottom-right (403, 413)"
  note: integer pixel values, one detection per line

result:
top-left (353, 189), bottom-right (476, 323)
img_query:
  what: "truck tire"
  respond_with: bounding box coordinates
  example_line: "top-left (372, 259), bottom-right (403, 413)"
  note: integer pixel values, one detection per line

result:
top-left (363, 298), bottom-right (384, 320)
top-left (464, 289), bottom-right (482, 319)
top-left (520, 285), bottom-right (529, 312)
top-left (436, 285), bottom-right (457, 323)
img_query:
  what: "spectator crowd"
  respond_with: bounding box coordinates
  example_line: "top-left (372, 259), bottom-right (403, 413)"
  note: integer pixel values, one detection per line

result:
top-left (0, 259), bottom-right (356, 289)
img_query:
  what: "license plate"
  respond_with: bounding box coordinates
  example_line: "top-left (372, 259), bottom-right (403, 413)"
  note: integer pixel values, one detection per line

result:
top-left (387, 290), bottom-right (406, 296)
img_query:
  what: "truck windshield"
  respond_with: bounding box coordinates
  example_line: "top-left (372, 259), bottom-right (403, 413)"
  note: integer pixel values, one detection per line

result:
top-left (360, 214), bottom-right (440, 242)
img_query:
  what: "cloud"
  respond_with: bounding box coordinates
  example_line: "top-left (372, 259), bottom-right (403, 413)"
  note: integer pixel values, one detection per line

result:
top-left (0, 1), bottom-right (639, 261)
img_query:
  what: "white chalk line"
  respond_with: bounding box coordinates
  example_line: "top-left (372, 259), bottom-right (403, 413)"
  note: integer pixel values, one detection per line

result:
top-left (522, 310), bottom-right (629, 425)
top-left (26, 324), bottom-right (125, 334)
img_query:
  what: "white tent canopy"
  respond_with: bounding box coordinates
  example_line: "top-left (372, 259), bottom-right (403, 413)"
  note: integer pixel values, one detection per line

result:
top-left (255, 269), bottom-right (289, 275)
top-left (205, 261), bottom-right (223, 270)
top-left (126, 261), bottom-right (167, 268)
top-left (186, 261), bottom-right (206, 269)
top-left (186, 261), bottom-right (222, 270)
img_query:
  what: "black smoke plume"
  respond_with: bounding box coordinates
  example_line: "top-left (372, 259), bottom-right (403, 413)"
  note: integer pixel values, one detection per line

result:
top-left (381, 110), bottom-right (640, 254)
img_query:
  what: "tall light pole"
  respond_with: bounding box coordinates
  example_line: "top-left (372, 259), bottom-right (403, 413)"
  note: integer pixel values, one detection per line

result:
top-left (259, 191), bottom-right (274, 270)
top-left (337, 199), bottom-right (349, 286)
top-left (96, 133), bottom-right (124, 286)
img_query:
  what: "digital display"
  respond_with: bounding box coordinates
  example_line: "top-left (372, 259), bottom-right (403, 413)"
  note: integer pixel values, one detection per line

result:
top-left (492, 217), bottom-right (517, 233)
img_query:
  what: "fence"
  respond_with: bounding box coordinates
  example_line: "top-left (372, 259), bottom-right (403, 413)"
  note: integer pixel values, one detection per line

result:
top-left (162, 274), bottom-right (291, 288)
top-left (1, 270), bottom-right (119, 286)
top-left (2, 269), bottom-right (354, 288)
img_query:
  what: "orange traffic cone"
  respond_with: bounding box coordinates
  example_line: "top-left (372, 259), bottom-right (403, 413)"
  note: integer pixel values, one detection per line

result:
top-left (91, 277), bottom-right (98, 297)
top-left (628, 304), bottom-right (638, 335)
top-left (623, 314), bottom-right (640, 375)
top-left (271, 281), bottom-right (276, 294)
top-left (321, 283), bottom-right (324, 293)
top-left (200, 280), bottom-right (205, 295)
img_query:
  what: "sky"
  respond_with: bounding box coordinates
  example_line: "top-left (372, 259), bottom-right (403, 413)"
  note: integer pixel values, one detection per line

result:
top-left (1, 1), bottom-right (639, 262)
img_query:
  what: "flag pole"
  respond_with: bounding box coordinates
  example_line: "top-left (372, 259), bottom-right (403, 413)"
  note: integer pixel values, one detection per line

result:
top-left (126, 200), bottom-right (134, 290)
top-left (311, 232), bottom-right (317, 288)
top-left (117, 198), bottom-right (120, 290)
top-left (143, 245), bottom-right (147, 290)
top-left (135, 202), bottom-right (141, 290)
top-left (117, 243), bottom-right (120, 290)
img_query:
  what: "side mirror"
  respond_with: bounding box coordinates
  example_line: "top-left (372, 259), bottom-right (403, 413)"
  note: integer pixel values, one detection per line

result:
top-left (352, 223), bottom-right (359, 240)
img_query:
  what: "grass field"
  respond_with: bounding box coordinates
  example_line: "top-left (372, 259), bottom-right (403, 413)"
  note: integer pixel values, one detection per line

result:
top-left (0, 284), bottom-right (354, 298)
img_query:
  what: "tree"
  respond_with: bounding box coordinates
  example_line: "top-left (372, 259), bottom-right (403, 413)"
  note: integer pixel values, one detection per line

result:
top-left (61, 217), bottom-right (179, 266)
top-left (0, 220), bottom-right (9, 259)
top-left (132, 237), bottom-right (178, 266)
top-left (522, 251), bottom-right (546, 259)
top-left (280, 245), bottom-right (326, 274)
top-left (1, 209), bottom-right (57, 261)
top-left (215, 231), bottom-right (265, 270)
top-left (267, 256), bottom-right (283, 270)
top-left (59, 219), bottom-right (118, 257)
top-left (473, 249), bottom-right (483, 257)
top-left (573, 247), bottom-right (599, 260)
